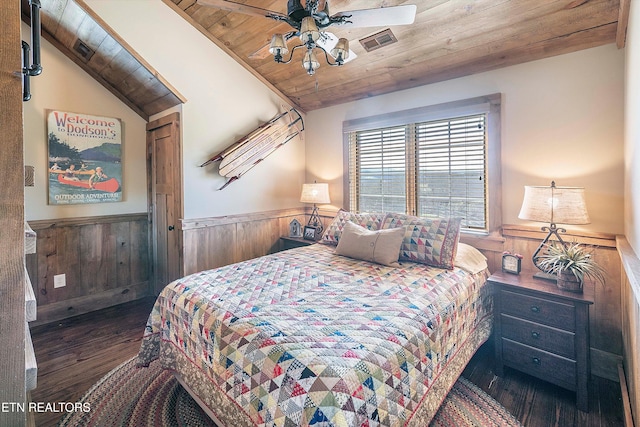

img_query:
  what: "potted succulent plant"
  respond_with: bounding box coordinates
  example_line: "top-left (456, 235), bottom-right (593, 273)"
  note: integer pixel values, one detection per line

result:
top-left (536, 241), bottom-right (606, 292)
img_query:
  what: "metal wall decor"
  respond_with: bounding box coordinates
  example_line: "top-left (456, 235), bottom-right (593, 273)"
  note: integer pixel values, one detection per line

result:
top-left (22, 0), bottom-right (43, 101)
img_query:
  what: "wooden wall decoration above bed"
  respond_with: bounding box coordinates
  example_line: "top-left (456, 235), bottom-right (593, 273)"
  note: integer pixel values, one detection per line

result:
top-left (200, 108), bottom-right (304, 190)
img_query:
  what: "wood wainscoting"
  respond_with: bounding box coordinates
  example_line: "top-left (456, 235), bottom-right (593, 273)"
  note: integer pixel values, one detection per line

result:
top-left (617, 237), bottom-right (640, 427)
top-left (180, 208), bottom-right (309, 277)
top-left (181, 209), bottom-right (624, 384)
top-left (26, 214), bottom-right (150, 326)
top-left (29, 206), bottom-right (624, 387)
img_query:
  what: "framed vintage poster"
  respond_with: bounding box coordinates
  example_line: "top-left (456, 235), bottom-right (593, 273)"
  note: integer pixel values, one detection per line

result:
top-left (47, 110), bottom-right (122, 204)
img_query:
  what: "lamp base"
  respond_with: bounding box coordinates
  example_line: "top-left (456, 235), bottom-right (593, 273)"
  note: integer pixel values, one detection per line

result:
top-left (533, 271), bottom-right (557, 282)
top-left (307, 204), bottom-right (324, 236)
top-left (530, 223), bottom-right (566, 284)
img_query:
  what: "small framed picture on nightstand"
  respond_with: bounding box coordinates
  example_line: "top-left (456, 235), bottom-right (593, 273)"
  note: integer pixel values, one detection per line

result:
top-left (303, 225), bottom-right (318, 241)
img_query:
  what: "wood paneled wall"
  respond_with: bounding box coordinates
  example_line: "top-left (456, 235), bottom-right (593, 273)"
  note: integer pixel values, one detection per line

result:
top-left (617, 237), bottom-right (640, 427)
top-left (181, 208), bottom-right (308, 276)
top-left (26, 214), bottom-right (150, 326)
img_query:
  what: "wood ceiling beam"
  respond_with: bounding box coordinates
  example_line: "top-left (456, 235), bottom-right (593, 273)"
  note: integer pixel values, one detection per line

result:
top-left (616, 0), bottom-right (631, 48)
top-left (75, 0), bottom-right (187, 104)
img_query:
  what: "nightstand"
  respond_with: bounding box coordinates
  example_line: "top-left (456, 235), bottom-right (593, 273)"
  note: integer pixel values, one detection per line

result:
top-left (490, 271), bottom-right (594, 412)
top-left (279, 236), bottom-right (314, 251)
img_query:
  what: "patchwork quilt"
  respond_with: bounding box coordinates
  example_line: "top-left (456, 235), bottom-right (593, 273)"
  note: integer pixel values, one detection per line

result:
top-left (138, 244), bottom-right (492, 426)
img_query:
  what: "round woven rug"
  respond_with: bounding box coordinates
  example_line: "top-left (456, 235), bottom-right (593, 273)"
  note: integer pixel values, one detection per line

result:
top-left (58, 357), bottom-right (521, 427)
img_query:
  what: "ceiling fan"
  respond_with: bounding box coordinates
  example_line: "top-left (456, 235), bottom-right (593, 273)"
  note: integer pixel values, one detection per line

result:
top-left (197, 0), bottom-right (417, 75)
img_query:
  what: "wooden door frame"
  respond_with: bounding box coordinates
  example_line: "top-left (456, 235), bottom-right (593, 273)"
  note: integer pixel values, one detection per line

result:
top-left (0, 1), bottom-right (27, 424)
top-left (146, 112), bottom-right (184, 294)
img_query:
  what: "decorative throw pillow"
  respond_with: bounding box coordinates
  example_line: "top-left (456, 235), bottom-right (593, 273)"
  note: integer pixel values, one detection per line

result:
top-left (381, 213), bottom-right (462, 269)
top-left (320, 209), bottom-right (386, 245)
top-left (335, 221), bottom-right (405, 267)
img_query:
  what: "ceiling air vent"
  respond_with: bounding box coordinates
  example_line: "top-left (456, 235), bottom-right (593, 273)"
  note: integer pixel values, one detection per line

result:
top-left (359, 29), bottom-right (398, 52)
top-left (73, 39), bottom-right (95, 61)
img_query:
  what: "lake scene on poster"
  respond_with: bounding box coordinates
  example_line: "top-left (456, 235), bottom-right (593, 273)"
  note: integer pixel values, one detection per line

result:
top-left (47, 110), bottom-right (122, 205)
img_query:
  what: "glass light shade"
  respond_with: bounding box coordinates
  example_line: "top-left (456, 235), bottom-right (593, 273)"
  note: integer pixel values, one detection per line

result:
top-left (300, 183), bottom-right (330, 204)
top-left (269, 34), bottom-right (288, 55)
top-left (299, 16), bottom-right (320, 43)
top-left (518, 183), bottom-right (590, 225)
top-left (330, 38), bottom-right (350, 62)
top-left (302, 50), bottom-right (320, 74)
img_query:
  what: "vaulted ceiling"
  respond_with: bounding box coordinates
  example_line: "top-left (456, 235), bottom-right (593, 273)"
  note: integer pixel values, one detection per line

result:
top-left (24, 0), bottom-right (629, 117)
top-left (170, 0), bottom-right (627, 112)
top-left (21, 0), bottom-right (187, 120)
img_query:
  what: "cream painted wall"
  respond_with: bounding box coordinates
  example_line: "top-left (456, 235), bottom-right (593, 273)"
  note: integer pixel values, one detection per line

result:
top-left (23, 23), bottom-right (148, 221)
top-left (87, 0), bottom-right (306, 220)
top-left (306, 44), bottom-right (625, 235)
top-left (625, 1), bottom-right (640, 253)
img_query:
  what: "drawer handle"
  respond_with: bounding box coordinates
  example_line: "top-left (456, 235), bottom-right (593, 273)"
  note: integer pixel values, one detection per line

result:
top-left (531, 331), bottom-right (540, 339)
top-left (532, 357), bottom-right (541, 365)
top-left (530, 306), bottom-right (540, 313)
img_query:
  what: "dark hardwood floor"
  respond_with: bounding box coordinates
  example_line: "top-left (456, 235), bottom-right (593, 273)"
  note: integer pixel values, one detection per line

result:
top-left (462, 344), bottom-right (624, 427)
top-left (30, 297), bottom-right (156, 427)
top-left (30, 298), bottom-right (624, 427)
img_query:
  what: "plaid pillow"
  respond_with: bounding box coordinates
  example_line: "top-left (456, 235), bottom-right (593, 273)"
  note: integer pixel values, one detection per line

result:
top-left (381, 213), bottom-right (462, 269)
top-left (320, 209), bottom-right (386, 246)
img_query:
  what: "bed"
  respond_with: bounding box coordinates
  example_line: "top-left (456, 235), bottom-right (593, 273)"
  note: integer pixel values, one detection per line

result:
top-left (137, 212), bottom-right (493, 426)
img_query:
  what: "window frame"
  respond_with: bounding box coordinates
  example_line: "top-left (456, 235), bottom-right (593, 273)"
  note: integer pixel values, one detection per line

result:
top-left (342, 94), bottom-right (502, 237)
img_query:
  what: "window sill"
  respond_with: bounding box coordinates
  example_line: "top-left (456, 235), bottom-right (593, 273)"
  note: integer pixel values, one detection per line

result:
top-left (460, 231), bottom-right (505, 252)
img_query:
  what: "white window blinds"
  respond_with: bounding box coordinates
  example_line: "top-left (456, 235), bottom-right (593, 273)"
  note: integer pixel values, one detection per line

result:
top-left (349, 126), bottom-right (407, 214)
top-left (348, 113), bottom-right (488, 231)
top-left (416, 114), bottom-right (487, 230)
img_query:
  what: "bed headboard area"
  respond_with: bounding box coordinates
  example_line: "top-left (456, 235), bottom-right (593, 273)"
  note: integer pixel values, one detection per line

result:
top-left (617, 236), bottom-right (640, 427)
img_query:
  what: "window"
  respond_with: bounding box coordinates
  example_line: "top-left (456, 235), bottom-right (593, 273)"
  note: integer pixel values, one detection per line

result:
top-left (344, 94), bottom-right (501, 235)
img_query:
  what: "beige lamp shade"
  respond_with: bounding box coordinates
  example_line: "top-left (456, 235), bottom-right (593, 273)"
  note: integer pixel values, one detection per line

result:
top-left (300, 183), bottom-right (330, 204)
top-left (518, 183), bottom-right (590, 225)
top-left (269, 34), bottom-right (289, 55)
top-left (302, 50), bottom-right (320, 73)
top-left (330, 38), bottom-right (350, 61)
top-left (299, 16), bottom-right (320, 43)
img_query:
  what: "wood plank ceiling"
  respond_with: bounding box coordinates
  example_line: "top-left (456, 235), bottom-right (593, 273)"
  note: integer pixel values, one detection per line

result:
top-left (167, 0), bottom-right (624, 112)
top-left (21, 0), bottom-right (186, 121)
top-left (23, 0), bottom-right (627, 116)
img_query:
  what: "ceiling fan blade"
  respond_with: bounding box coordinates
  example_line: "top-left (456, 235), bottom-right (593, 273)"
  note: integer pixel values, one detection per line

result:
top-left (196, 0), bottom-right (287, 20)
top-left (333, 4), bottom-right (416, 28)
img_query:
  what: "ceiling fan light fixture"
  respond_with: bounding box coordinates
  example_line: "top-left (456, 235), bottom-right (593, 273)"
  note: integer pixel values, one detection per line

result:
top-left (269, 34), bottom-right (289, 59)
top-left (330, 37), bottom-right (349, 63)
top-left (300, 16), bottom-right (320, 44)
top-left (302, 49), bottom-right (320, 75)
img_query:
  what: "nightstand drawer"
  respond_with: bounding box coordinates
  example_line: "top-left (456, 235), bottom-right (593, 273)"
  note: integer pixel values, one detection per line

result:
top-left (502, 338), bottom-right (576, 391)
top-left (500, 290), bottom-right (575, 331)
top-left (501, 314), bottom-right (575, 359)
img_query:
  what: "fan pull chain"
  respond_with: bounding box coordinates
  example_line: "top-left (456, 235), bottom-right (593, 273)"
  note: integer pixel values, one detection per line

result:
top-left (315, 74), bottom-right (319, 93)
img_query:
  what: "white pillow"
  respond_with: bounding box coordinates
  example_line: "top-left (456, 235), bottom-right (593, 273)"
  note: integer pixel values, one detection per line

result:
top-left (454, 243), bottom-right (488, 274)
top-left (335, 221), bottom-right (404, 267)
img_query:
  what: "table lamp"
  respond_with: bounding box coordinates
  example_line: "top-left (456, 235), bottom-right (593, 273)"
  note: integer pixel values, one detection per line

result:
top-left (300, 182), bottom-right (330, 236)
top-left (518, 181), bottom-right (590, 280)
